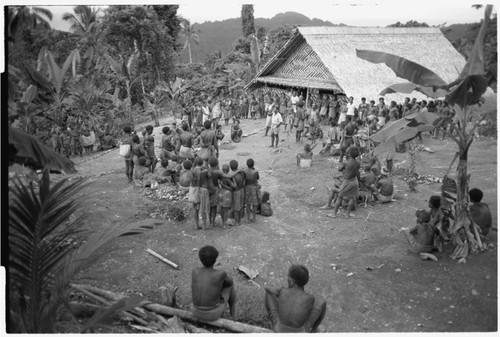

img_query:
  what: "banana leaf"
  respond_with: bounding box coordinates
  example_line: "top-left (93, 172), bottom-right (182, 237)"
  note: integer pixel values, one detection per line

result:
top-left (356, 49), bottom-right (447, 87)
top-left (379, 82), bottom-right (448, 99)
top-left (9, 127), bottom-right (77, 174)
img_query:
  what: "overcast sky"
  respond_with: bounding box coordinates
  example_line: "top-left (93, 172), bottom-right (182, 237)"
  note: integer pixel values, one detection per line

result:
top-left (5, 0), bottom-right (492, 32)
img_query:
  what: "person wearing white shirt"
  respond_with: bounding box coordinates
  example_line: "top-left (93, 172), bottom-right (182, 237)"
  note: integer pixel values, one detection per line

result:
top-left (270, 106), bottom-right (284, 148)
top-left (291, 91), bottom-right (300, 113)
top-left (346, 96), bottom-right (356, 117)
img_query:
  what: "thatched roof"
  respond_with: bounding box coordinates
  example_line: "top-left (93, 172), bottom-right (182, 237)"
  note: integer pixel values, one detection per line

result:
top-left (246, 26), bottom-right (466, 102)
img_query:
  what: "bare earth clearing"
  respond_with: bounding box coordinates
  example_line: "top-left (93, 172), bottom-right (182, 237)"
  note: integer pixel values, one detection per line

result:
top-left (60, 116), bottom-right (497, 332)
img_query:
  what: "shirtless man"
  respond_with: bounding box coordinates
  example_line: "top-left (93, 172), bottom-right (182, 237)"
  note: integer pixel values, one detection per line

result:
top-left (207, 156), bottom-right (224, 227)
top-left (217, 164), bottom-right (235, 228)
top-left (329, 146), bottom-right (361, 218)
top-left (200, 120), bottom-right (218, 167)
top-left (179, 123), bottom-right (195, 160)
top-left (230, 160), bottom-right (245, 226)
top-left (143, 125), bottom-right (157, 172)
top-left (265, 264), bottom-right (326, 332)
top-left (244, 158), bottom-right (260, 223)
top-left (191, 245), bottom-right (236, 321)
top-left (469, 188), bottom-right (492, 238)
top-left (160, 126), bottom-right (175, 160)
top-left (198, 158), bottom-right (211, 229)
top-left (189, 157), bottom-right (204, 230)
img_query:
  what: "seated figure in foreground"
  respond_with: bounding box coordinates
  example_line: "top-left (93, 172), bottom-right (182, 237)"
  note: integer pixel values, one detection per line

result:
top-left (191, 245), bottom-right (236, 321)
top-left (265, 264), bottom-right (326, 332)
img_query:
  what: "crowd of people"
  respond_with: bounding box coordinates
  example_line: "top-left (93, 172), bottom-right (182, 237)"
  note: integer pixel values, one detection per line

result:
top-left (49, 121), bottom-right (119, 158)
top-left (112, 88), bottom-right (492, 332)
top-left (120, 120), bottom-right (273, 228)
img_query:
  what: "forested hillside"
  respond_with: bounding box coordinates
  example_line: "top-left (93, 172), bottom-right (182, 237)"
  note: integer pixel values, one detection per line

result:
top-left (179, 11), bottom-right (343, 63)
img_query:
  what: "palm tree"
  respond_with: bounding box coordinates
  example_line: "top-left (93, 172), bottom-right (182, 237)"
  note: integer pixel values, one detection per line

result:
top-left (62, 5), bottom-right (101, 35)
top-left (7, 6), bottom-right (53, 42)
top-left (8, 169), bottom-right (154, 332)
top-left (180, 18), bottom-right (200, 64)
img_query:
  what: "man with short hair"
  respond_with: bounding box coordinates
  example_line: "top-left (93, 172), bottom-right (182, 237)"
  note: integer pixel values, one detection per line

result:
top-left (270, 105), bottom-right (283, 148)
top-left (358, 97), bottom-right (369, 122)
top-left (179, 123), bottom-right (195, 159)
top-left (265, 264), bottom-right (326, 332)
top-left (229, 160), bottom-right (245, 226)
top-left (191, 246), bottom-right (236, 321)
top-left (199, 120), bottom-right (218, 167)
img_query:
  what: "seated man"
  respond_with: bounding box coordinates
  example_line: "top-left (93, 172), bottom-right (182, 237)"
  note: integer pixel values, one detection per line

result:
top-left (404, 210), bottom-right (437, 254)
top-left (191, 245), bottom-right (236, 321)
top-left (469, 188), bottom-right (493, 237)
top-left (370, 167), bottom-right (393, 203)
top-left (265, 264), bottom-right (326, 332)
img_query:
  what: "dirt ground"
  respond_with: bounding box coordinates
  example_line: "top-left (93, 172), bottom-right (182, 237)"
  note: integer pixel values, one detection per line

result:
top-left (62, 116), bottom-right (497, 332)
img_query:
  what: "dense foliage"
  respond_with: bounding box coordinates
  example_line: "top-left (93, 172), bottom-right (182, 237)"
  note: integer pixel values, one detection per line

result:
top-left (241, 5), bottom-right (255, 38)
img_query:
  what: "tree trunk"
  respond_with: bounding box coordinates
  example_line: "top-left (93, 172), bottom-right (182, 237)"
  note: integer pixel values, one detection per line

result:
top-left (452, 150), bottom-right (470, 234)
top-left (188, 43), bottom-right (192, 64)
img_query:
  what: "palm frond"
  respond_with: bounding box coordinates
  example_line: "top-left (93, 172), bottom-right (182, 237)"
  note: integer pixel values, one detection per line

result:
top-left (8, 169), bottom-right (89, 332)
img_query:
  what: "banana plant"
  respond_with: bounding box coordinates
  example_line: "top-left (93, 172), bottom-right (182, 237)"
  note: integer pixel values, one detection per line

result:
top-left (356, 5), bottom-right (495, 259)
top-left (35, 47), bottom-right (81, 122)
top-left (17, 85), bottom-right (44, 133)
top-left (104, 43), bottom-right (141, 117)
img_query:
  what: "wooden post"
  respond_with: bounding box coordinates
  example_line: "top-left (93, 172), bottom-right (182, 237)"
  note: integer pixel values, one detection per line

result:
top-left (146, 248), bottom-right (179, 269)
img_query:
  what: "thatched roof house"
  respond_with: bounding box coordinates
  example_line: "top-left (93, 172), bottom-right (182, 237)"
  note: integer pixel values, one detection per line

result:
top-left (245, 26), bottom-right (466, 102)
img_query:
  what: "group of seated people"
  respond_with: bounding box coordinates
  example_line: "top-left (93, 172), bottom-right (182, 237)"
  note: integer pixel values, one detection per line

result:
top-left (191, 245), bottom-right (326, 332)
top-left (318, 146), bottom-right (394, 218)
top-left (403, 188), bottom-right (493, 254)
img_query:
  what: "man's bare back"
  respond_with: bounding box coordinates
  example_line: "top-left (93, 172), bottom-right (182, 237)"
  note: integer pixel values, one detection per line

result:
top-left (180, 131), bottom-right (193, 148)
top-left (276, 288), bottom-right (314, 328)
top-left (191, 267), bottom-right (232, 308)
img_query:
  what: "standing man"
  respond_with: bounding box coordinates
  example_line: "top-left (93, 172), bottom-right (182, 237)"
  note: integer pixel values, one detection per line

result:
top-left (270, 105), bottom-right (284, 148)
top-left (199, 120), bottom-right (218, 167)
top-left (346, 96), bottom-right (356, 119)
top-left (290, 90), bottom-right (300, 113)
top-left (179, 123), bottom-right (195, 160)
top-left (358, 97), bottom-right (369, 122)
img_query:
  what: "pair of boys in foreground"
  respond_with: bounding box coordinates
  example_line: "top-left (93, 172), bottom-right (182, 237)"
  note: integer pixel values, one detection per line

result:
top-left (191, 245), bottom-right (326, 332)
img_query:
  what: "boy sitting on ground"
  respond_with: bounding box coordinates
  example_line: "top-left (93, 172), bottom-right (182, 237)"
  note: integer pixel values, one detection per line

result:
top-left (264, 264), bottom-right (326, 332)
top-left (134, 157), bottom-right (152, 186)
top-left (154, 159), bottom-right (171, 184)
top-left (259, 191), bottom-right (273, 217)
top-left (469, 188), bottom-right (493, 238)
top-left (403, 210), bottom-right (437, 254)
top-left (296, 143), bottom-right (316, 167)
top-left (191, 245), bottom-right (236, 321)
top-left (370, 167), bottom-right (393, 203)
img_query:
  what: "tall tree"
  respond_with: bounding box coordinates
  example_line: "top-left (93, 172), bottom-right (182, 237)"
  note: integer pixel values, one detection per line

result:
top-left (241, 4), bottom-right (255, 38)
top-left (7, 6), bottom-right (53, 42)
top-left (62, 5), bottom-right (101, 35)
top-left (101, 5), bottom-right (180, 102)
top-left (180, 18), bottom-right (200, 64)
